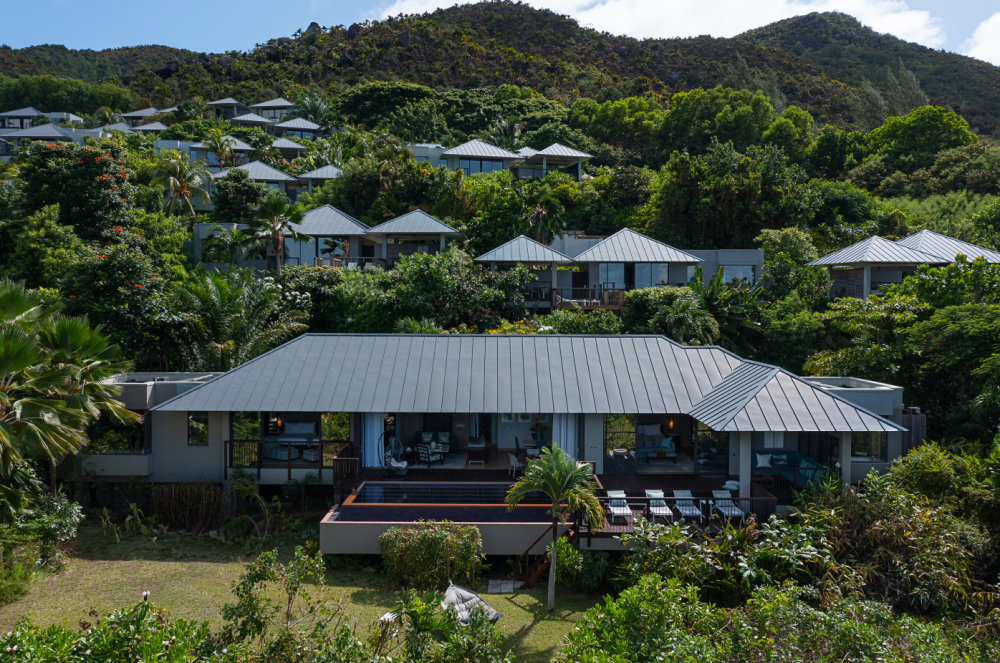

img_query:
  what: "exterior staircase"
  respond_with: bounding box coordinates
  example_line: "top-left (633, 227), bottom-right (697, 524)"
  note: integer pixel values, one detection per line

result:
top-left (519, 521), bottom-right (578, 589)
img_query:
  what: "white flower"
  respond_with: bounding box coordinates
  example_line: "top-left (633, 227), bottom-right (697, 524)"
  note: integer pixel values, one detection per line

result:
top-left (142, 590), bottom-right (150, 601)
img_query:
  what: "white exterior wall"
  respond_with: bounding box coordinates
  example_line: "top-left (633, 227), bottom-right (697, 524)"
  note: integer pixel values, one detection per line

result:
top-left (149, 410), bottom-right (226, 483)
top-left (582, 413), bottom-right (604, 474)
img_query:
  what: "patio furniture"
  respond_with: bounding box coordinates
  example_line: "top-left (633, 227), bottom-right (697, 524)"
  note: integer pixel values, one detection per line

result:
top-left (301, 446), bottom-right (320, 462)
top-left (672, 490), bottom-right (703, 524)
top-left (441, 582), bottom-right (503, 626)
top-left (711, 490), bottom-right (746, 523)
top-left (263, 442), bottom-right (300, 461)
top-left (467, 442), bottom-right (486, 466)
top-left (417, 444), bottom-right (445, 467)
top-left (635, 427), bottom-right (677, 463)
top-left (645, 489), bottom-right (673, 523)
top-left (508, 453), bottom-right (524, 477)
top-left (612, 448), bottom-right (629, 457)
top-left (606, 490), bottom-right (632, 524)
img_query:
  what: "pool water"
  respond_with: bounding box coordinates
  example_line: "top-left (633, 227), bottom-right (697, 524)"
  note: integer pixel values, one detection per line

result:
top-left (353, 482), bottom-right (550, 505)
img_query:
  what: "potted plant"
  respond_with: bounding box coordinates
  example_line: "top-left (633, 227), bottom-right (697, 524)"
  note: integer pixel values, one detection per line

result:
top-left (530, 421), bottom-right (548, 441)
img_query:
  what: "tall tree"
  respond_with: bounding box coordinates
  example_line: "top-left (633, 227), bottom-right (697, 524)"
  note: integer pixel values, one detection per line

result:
top-left (149, 149), bottom-right (211, 216)
top-left (204, 128), bottom-right (234, 169)
top-left (505, 447), bottom-right (602, 612)
top-left (240, 194), bottom-right (311, 276)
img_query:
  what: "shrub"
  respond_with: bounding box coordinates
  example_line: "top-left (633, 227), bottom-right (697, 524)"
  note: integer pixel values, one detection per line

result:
top-left (379, 520), bottom-right (484, 589)
top-left (575, 551), bottom-right (615, 594)
top-left (222, 515), bottom-right (255, 541)
top-left (547, 536), bottom-right (583, 586)
top-left (152, 482), bottom-right (230, 532)
top-left (539, 307), bottom-right (621, 334)
top-left (620, 286), bottom-right (691, 334)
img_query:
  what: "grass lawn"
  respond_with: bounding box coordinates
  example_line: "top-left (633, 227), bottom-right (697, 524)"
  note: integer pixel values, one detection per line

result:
top-left (0, 525), bottom-right (598, 662)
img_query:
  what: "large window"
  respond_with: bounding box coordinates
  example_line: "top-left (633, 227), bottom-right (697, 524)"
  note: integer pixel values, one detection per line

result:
top-left (598, 263), bottom-right (625, 289)
top-left (188, 412), bottom-right (209, 446)
top-left (722, 265), bottom-right (755, 283)
top-left (459, 159), bottom-right (504, 175)
top-left (634, 263), bottom-right (671, 289)
top-left (851, 432), bottom-right (887, 462)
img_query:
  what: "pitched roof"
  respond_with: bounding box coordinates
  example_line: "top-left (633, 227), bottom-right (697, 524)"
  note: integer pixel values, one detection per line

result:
top-left (275, 117), bottom-right (321, 130)
top-left (895, 229), bottom-right (1000, 264)
top-left (212, 160), bottom-right (296, 182)
top-left (474, 235), bottom-right (574, 264)
top-left (132, 122), bottom-right (168, 131)
top-left (230, 112), bottom-right (272, 124)
top-left (121, 107), bottom-right (160, 118)
top-left (159, 107), bottom-right (178, 114)
top-left (688, 362), bottom-right (904, 432)
top-left (209, 97), bottom-right (246, 106)
top-left (367, 209), bottom-right (462, 235)
top-left (808, 235), bottom-right (948, 266)
top-left (536, 143), bottom-right (593, 158)
top-left (298, 164), bottom-right (343, 180)
top-left (516, 146), bottom-right (539, 157)
top-left (272, 137), bottom-right (307, 150)
top-left (150, 334), bottom-right (746, 414)
top-left (250, 97), bottom-right (294, 109)
top-left (571, 228), bottom-right (702, 263)
top-left (287, 205), bottom-right (370, 236)
top-left (189, 135), bottom-right (253, 151)
top-left (1, 124), bottom-right (72, 140)
top-left (103, 123), bottom-right (134, 133)
top-left (0, 106), bottom-right (44, 117)
top-left (442, 139), bottom-right (521, 159)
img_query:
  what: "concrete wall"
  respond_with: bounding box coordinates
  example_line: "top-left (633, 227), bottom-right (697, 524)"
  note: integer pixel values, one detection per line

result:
top-left (320, 513), bottom-right (569, 555)
top-left (82, 453), bottom-right (154, 479)
top-left (686, 249), bottom-right (765, 283)
top-left (582, 413), bottom-right (604, 473)
top-left (149, 410), bottom-right (226, 483)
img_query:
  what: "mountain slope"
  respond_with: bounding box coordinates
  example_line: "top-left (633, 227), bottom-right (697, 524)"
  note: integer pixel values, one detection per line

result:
top-left (737, 12), bottom-right (1000, 134)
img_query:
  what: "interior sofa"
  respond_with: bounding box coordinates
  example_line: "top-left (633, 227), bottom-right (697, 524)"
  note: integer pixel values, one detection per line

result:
top-left (751, 450), bottom-right (830, 489)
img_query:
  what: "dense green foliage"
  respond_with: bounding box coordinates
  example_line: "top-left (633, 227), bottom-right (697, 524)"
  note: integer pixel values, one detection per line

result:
top-left (378, 520), bottom-right (485, 589)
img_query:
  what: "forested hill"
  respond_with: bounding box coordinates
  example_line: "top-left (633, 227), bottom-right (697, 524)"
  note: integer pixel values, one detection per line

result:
top-left (0, 44), bottom-right (201, 82)
top-left (737, 12), bottom-right (1000, 133)
top-left (2, 2), bottom-right (1000, 133)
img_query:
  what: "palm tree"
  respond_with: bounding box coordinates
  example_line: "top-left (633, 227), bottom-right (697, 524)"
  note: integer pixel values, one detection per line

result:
top-left (321, 237), bottom-right (349, 262)
top-left (204, 128), bottom-right (234, 169)
top-left (506, 447), bottom-right (603, 612)
top-left (93, 106), bottom-right (122, 127)
top-left (289, 94), bottom-right (331, 124)
top-left (149, 149), bottom-right (212, 216)
top-left (649, 293), bottom-right (720, 346)
top-left (201, 224), bottom-right (250, 265)
top-left (484, 117), bottom-right (521, 150)
top-left (0, 280), bottom-right (137, 507)
top-left (241, 194), bottom-right (312, 276)
top-left (690, 266), bottom-right (763, 354)
top-left (165, 269), bottom-right (308, 372)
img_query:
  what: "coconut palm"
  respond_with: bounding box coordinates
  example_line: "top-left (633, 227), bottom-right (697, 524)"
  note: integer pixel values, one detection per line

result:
top-left (240, 194), bottom-right (312, 276)
top-left (483, 117), bottom-right (521, 150)
top-left (289, 94), bottom-right (331, 124)
top-left (649, 293), bottom-right (720, 346)
top-left (506, 447), bottom-right (602, 612)
top-left (690, 266), bottom-right (763, 354)
top-left (201, 224), bottom-right (251, 265)
top-left (149, 149), bottom-right (212, 216)
top-left (321, 237), bottom-right (349, 261)
top-left (164, 269), bottom-right (308, 372)
top-left (204, 128), bottom-right (235, 169)
top-left (93, 106), bottom-right (122, 127)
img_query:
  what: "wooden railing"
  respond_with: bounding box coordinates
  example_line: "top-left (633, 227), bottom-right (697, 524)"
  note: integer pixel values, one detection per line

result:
top-left (552, 287), bottom-right (626, 310)
top-left (314, 257), bottom-right (388, 269)
top-left (522, 280), bottom-right (552, 302)
top-left (225, 439), bottom-right (356, 482)
top-left (750, 466), bottom-right (831, 501)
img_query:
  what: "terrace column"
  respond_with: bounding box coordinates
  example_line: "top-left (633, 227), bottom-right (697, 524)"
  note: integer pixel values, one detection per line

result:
top-left (863, 264), bottom-right (872, 297)
top-left (739, 431), bottom-right (752, 499)
top-left (840, 432), bottom-right (853, 487)
top-left (577, 158), bottom-right (583, 181)
top-left (551, 261), bottom-right (558, 302)
top-left (440, 235), bottom-right (446, 251)
top-left (542, 156), bottom-right (547, 175)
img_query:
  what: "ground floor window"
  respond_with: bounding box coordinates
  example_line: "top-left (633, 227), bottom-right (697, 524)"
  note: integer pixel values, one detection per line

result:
top-left (89, 418), bottom-right (144, 453)
top-left (851, 431), bottom-right (888, 462)
top-left (188, 411), bottom-right (209, 446)
top-left (459, 159), bottom-right (504, 174)
top-left (692, 421), bottom-right (729, 474)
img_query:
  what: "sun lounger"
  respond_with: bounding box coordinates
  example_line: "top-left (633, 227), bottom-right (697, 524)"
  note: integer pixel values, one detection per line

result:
top-left (711, 490), bottom-right (746, 523)
top-left (606, 490), bottom-right (632, 524)
top-left (673, 490), bottom-right (703, 524)
top-left (644, 489), bottom-right (673, 523)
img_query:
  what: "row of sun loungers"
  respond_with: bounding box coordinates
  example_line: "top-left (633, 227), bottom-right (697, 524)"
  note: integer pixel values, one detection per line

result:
top-left (604, 489), bottom-right (746, 525)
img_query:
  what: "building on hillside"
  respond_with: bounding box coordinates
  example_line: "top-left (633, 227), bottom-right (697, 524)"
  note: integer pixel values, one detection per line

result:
top-left (407, 143), bottom-right (448, 166)
top-left (441, 139), bottom-right (522, 174)
top-left (274, 117), bottom-right (322, 140)
top-left (250, 97), bottom-right (295, 120)
top-left (475, 236), bottom-right (575, 308)
top-left (230, 112), bottom-right (273, 131)
top-left (366, 210), bottom-right (465, 267)
top-left (120, 107), bottom-right (161, 127)
top-left (212, 160), bottom-right (301, 202)
top-left (0, 106), bottom-right (46, 129)
top-left (208, 97), bottom-right (251, 119)
top-left (514, 143), bottom-right (593, 181)
top-left (0, 124), bottom-right (109, 161)
top-left (297, 164), bottom-right (343, 193)
top-left (272, 137), bottom-right (308, 161)
top-left (186, 135), bottom-right (254, 170)
top-left (131, 121), bottom-right (168, 134)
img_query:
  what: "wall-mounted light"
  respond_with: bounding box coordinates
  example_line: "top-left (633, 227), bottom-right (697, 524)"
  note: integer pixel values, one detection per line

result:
top-left (668, 418), bottom-right (674, 429)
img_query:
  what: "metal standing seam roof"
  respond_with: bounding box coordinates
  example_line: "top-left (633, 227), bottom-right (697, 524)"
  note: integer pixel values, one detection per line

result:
top-left (189, 135), bottom-right (253, 151)
top-left (209, 97), bottom-right (247, 106)
top-left (213, 160), bottom-right (296, 182)
top-left (286, 205), bottom-right (371, 236)
top-left (150, 334), bottom-right (747, 415)
top-left (121, 107), bottom-right (160, 118)
top-left (272, 137), bottom-right (307, 150)
top-left (808, 236), bottom-right (947, 267)
top-left (536, 143), bottom-right (593, 158)
top-left (688, 362), bottom-right (904, 432)
top-left (298, 164), bottom-right (343, 180)
top-left (0, 106), bottom-right (45, 117)
top-left (516, 146), bottom-right (539, 157)
top-left (251, 97), bottom-right (295, 109)
top-left (230, 112), bottom-right (272, 124)
top-left (132, 122), bottom-right (168, 131)
top-left (276, 117), bottom-right (321, 130)
top-left (103, 123), bottom-right (134, 133)
top-left (895, 229), bottom-right (1000, 264)
top-left (442, 139), bottom-right (522, 160)
top-left (571, 228), bottom-right (702, 263)
top-left (474, 235), bottom-right (574, 264)
top-left (367, 209), bottom-right (463, 235)
top-left (1, 124), bottom-right (72, 139)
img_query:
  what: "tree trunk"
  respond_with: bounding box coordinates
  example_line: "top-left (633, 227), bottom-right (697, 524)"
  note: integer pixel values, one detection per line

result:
top-left (274, 235), bottom-right (283, 277)
top-left (548, 519), bottom-right (558, 612)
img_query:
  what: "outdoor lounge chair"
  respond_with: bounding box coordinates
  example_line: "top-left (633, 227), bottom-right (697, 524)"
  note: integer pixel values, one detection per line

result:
top-left (508, 453), bottom-right (524, 477)
top-left (672, 490), bottom-right (703, 524)
top-left (644, 489), bottom-right (673, 523)
top-left (711, 490), bottom-right (746, 523)
top-left (606, 490), bottom-right (632, 524)
top-left (416, 444), bottom-right (445, 467)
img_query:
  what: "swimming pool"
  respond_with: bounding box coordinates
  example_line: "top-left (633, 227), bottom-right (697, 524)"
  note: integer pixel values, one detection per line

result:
top-left (351, 482), bottom-right (549, 505)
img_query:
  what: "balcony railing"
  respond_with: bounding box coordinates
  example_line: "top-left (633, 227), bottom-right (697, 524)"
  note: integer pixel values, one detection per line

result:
top-left (552, 287), bottom-right (626, 310)
top-left (750, 466), bottom-right (833, 501)
top-left (314, 257), bottom-right (388, 269)
top-left (523, 281), bottom-right (552, 302)
top-left (513, 167), bottom-right (577, 180)
top-left (225, 439), bottom-right (357, 483)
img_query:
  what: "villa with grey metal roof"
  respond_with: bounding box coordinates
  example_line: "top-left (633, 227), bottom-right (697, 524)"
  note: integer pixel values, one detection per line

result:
top-left (516, 142), bottom-right (594, 181)
top-left (298, 164), bottom-right (343, 192)
top-left (895, 229), bottom-right (1000, 264)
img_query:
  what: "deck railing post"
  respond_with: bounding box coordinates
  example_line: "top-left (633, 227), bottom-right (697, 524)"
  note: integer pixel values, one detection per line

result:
top-left (256, 441), bottom-right (261, 480)
top-left (287, 440), bottom-right (292, 480)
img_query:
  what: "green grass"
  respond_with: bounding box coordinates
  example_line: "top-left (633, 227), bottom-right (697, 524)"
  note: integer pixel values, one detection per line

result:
top-left (0, 526), bottom-right (597, 662)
